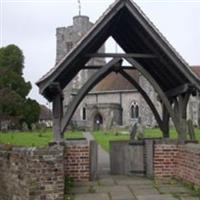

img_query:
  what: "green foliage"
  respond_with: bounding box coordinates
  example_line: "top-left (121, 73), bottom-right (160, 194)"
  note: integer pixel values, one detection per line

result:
top-left (0, 44), bottom-right (39, 130)
top-left (93, 128), bottom-right (200, 152)
top-left (64, 176), bottom-right (74, 195)
top-left (0, 44), bottom-right (24, 74)
top-left (22, 98), bottom-right (40, 130)
top-left (0, 68), bottom-right (31, 98)
top-left (0, 88), bottom-right (23, 119)
top-left (88, 185), bottom-right (96, 193)
top-left (93, 131), bottom-right (129, 151)
top-left (0, 130), bottom-right (83, 147)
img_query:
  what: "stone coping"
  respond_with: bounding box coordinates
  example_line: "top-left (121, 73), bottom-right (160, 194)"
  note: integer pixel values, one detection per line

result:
top-left (65, 139), bottom-right (89, 146)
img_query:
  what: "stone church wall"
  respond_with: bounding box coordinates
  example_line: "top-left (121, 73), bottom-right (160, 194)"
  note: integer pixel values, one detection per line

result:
top-left (121, 92), bottom-right (140, 126)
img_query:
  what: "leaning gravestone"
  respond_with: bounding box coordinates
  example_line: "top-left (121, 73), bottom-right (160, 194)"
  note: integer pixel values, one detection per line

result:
top-left (137, 122), bottom-right (144, 140)
top-left (187, 119), bottom-right (196, 140)
top-left (129, 121), bottom-right (138, 142)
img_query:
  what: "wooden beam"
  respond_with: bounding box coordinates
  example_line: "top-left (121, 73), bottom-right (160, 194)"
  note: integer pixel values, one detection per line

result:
top-left (120, 70), bottom-right (165, 134)
top-left (61, 58), bottom-right (122, 134)
top-left (165, 84), bottom-right (192, 98)
top-left (125, 57), bottom-right (182, 136)
top-left (83, 65), bottom-right (136, 70)
top-left (85, 53), bottom-right (156, 59)
top-left (125, 1), bottom-right (200, 92)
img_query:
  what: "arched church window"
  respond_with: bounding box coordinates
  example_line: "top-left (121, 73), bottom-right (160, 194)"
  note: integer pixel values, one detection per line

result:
top-left (130, 102), bottom-right (139, 119)
top-left (82, 107), bottom-right (86, 120)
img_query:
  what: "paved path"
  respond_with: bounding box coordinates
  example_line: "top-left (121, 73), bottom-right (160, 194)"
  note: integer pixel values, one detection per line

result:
top-left (71, 175), bottom-right (197, 200)
top-left (83, 132), bottom-right (110, 175)
top-left (79, 132), bottom-right (198, 200)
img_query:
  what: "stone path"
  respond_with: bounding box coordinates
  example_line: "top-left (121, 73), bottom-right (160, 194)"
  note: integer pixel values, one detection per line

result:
top-left (83, 132), bottom-right (110, 175)
top-left (72, 175), bottom-right (198, 200)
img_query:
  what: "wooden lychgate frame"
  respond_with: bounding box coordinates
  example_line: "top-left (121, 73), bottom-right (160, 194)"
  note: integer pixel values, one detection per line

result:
top-left (36, 0), bottom-right (200, 142)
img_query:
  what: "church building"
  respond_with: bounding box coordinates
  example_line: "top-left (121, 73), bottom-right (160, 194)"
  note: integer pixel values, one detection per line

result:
top-left (56, 15), bottom-right (200, 131)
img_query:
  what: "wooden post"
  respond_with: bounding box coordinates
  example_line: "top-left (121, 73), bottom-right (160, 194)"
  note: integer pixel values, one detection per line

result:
top-left (52, 92), bottom-right (63, 142)
top-left (173, 93), bottom-right (190, 140)
top-left (162, 103), bottom-right (170, 138)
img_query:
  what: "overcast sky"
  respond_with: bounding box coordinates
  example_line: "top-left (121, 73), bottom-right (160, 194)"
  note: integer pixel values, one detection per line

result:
top-left (1, 0), bottom-right (200, 105)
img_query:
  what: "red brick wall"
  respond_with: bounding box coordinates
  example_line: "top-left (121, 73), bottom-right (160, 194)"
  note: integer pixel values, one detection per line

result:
top-left (154, 144), bottom-right (178, 181)
top-left (64, 141), bottom-right (90, 182)
top-left (176, 144), bottom-right (200, 186)
top-left (154, 143), bottom-right (200, 186)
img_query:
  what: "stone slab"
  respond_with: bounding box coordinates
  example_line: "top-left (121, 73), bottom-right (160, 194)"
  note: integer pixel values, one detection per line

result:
top-left (98, 177), bottom-right (116, 186)
top-left (116, 179), bottom-right (153, 186)
top-left (136, 194), bottom-right (177, 200)
top-left (96, 185), bottom-right (130, 193)
top-left (180, 197), bottom-right (200, 200)
top-left (132, 188), bottom-right (160, 196)
top-left (158, 185), bottom-right (191, 194)
top-left (72, 186), bottom-right (91, 194)
top-left (110, 190), bottom-right (136, 200)
top-left (75, 193), bottom-right (110, 200)
top-left (129, 184), bottom-right (156, 190)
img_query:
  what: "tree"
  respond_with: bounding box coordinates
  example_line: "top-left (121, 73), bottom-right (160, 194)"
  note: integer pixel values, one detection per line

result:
top-left (0, 44), bottom-right (24, 74)
top-left (22, 98), bottom-right (41, 130)
top-left (0, 44), bottom-right (40, 130)
top-left (0, 88), bottom-right (24, 129)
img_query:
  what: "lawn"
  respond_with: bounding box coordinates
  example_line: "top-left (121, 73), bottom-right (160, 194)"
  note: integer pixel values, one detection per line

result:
top-left (0, 130), bottom-right (84, 147)
top-left (0, 128), bottom-right (199, 150)
top-left (93, 128), bottom-right (200, 151)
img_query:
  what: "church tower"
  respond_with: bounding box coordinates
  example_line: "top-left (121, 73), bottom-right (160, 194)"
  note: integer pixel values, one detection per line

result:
top-left (56, 15), bottom-right (105, 110)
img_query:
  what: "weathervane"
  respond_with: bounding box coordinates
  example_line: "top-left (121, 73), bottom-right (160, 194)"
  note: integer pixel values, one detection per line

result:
top-left (78, 0), bottom-right (81, 16)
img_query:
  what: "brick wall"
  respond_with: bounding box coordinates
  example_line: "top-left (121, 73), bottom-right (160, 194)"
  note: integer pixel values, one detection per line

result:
top-left (154, 142), bottom-right (200, 186)
top-left (176, 144), bottom-right (200, 186)
top-left (0, 140), bottom-right (92, 200)
top-left (64, 140), bottom-right (90, 182)
top-left (154, 143), bottom-right (178, 181)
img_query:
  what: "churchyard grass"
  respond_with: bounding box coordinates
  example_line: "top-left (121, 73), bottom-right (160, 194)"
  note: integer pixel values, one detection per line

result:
top-left (0, 128), bottom-right (199, 150)
top-left (93, 128), bottom-right (200, 151)
top-left (0, 130), bottom-right (83, 147)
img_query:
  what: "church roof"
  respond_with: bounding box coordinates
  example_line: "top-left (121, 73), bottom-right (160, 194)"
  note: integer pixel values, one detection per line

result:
top-left (36, 0), bottom-right (200, 101)
top-left (191, 66), bottom-right (200, 78)
top-left (95, 70), bottom-right (139, 91)
top-left (95, 66), bottom-right (200, 92)
top-left (39, 105), bottom-right (52, 120)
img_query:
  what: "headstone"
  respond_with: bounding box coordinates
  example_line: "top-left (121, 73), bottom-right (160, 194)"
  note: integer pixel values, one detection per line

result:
top-left (137, 122), bottom-right (144, 140)
top-left (187, 119), bottom-right (196, 140)
top-left (129, 121), bottom-right (138, 142)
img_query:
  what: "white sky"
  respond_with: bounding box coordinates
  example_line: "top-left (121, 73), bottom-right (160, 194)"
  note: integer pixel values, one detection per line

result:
top-left (1, 0), bottom-right (200, 105)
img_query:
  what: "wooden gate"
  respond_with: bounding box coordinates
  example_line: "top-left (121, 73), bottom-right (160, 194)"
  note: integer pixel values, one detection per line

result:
top-left (110, 140), bottom-right (154, 177)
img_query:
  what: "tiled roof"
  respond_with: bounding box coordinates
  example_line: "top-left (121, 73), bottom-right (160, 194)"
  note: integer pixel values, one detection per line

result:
top-left (39, 105), bottom-right (52, 120)
top-left (191, 66), bottom-right (200, 78)
top-left (95, 70), bottom-right (139, 91)
top-left (95, 66), bottom-right (200, 92)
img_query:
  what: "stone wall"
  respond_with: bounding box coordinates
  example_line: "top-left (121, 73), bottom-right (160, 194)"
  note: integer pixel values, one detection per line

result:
top-left (154, 142), bottom-right (200, 186)
top-left (0, 140), bottom-right (93, 200)
top-left (0, 144), bottom-right (64, 200)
